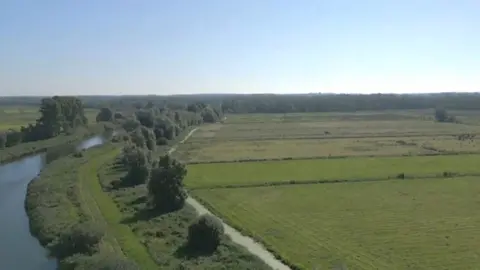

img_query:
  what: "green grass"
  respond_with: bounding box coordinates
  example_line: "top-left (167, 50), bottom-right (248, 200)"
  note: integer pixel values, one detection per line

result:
top-left (193, 177), bottom-right (480, 269)
top-left (201, 119), bottom-right (480, 142)
top-left (77, 145), bottom-right (158, 269)
top-left (185, 154), bottom-right (480, 188)
top-left (175, 136), bottom-right (444, 163)
top-left (97, 151), bottom-right (270, 269)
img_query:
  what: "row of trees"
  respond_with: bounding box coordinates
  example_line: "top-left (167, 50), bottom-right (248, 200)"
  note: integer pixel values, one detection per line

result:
top-left (116, 103), bottom-right (225, 253)
top-left (0, 96), bottom-right (88, 149)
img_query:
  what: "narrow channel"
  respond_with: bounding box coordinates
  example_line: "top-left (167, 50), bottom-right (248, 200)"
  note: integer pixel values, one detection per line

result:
top-left (0, 135), bottom-right (107, 270)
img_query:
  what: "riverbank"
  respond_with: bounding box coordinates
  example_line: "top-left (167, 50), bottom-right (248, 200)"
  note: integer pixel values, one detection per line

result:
top-left (0, 124), bottom-right (107, 165)
top-left (26, 129), bottom-right (270, 269)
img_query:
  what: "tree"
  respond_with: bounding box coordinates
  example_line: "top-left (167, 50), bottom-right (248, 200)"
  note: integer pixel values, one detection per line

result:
top-left (51, 222), bottom-right (104, 259)
top-left (114, 112), bottom-right (124, 120)
top-left (96, 107), bottom-right (113, 122)
top-left (5, 129), bottom-right (23, 147)
top-left (122, 119), bottom-right (141, 132)
top-left (122, 146), bottom-right (151, 186)
top-left (0, 133), bottom-right (6, 149)
top-left (140, 126), bottom-right (156, 151)
top-left (187, 214), bottom-right (224, 252)
top-left (130, 128), bottom-right (146, 148)
top-left (147, 155), bottom-right (187, 211)
top-left (434, 108), bottom-right (455, 122)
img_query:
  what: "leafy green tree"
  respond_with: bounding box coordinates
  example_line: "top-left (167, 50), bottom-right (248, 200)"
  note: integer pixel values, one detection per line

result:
top-left (135, 110), bottom-right (155, 128)
top-left (114, 112), bottom-right (124, 120)
top-left (140, 126), bottom-right (156, 151)
top-left (51, 222), bottom-right (104, 259)
top-left (5, 129), bottom-right (23, 147)
top-left (122, 119), bottom-right (141, 132)
top-left (187, 214), bottom-right (224, 252)
top-left (130, 128), bottom-right (146, 148)
top-left (122, 146), bottom-right (151, 186)
top-left (148, 155), bottom-right (187, 211)
top-left (96, 107), bottom-right (113, 122)
top-left (0, 133), bottom-right (6, 149)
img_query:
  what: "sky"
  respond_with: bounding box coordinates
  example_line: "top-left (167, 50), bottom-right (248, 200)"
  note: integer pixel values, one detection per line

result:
top-left (1, 0), bottom-right (479, 96)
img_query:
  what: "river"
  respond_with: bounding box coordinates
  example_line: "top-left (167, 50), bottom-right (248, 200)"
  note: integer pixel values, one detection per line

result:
top-left (0, 135), bottom-right (107, 270)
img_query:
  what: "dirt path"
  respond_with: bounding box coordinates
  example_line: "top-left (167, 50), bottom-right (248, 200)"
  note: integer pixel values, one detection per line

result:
top-left (170, 126), bottom-right (291, 270)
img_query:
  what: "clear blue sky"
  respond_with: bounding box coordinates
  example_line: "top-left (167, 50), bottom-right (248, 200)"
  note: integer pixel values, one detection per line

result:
top-left (1, 0), bottom-right (479, 96)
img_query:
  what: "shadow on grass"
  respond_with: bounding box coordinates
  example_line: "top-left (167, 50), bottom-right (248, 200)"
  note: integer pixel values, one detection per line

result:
top-left (173, 243), bottom-right (216, 259)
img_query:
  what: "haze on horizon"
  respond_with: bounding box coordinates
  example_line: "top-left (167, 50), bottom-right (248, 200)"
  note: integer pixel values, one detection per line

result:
top-left (1, 0), bottom-right (479, 97)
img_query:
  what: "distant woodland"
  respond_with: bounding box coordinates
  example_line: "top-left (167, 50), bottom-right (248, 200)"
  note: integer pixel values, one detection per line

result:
top-left (2, 93), bottom-right (480, 113)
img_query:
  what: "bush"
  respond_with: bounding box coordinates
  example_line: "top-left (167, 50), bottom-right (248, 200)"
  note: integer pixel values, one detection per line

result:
top-left (61, 252), bottom-right (140, 270)
top-left (187, 214), bottom-right (224, 252)
top-left (50, 222), bottom-right (105, 259)
top-left (147, 155), bottom-right (187, 211)
top-left (156, 137), bottom-right (168, 145)
top-left (396, 173), bottom-right (405, 179)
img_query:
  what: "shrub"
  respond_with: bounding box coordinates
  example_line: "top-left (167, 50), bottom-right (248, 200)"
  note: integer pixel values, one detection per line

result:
top-left (62, 252), bottom-right (140, 270)
top-left (396, 173), bottom-right (405, 179)
top-left (147, 155), bottom-right (187, 211)
top-left (50, 222), bottom-right (105, 259)
top-left (156, 137), bottom-right (168, 145)
top-left (187, 214), bottom-right (224, 252)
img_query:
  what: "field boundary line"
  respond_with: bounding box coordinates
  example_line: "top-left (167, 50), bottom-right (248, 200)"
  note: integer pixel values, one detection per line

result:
top-left (187, 132), bottom-right (480, 143)
top-left (188, 173), bottom-right (480, 190)
top-left (78, 146), bottom-right (158, 269)
top-left (185, 151), bottom-right (480, 165)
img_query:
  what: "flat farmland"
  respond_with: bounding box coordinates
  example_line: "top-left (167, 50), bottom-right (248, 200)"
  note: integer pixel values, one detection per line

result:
top-left (176, 137), bottom-right (439, 163)
top-left (184, 154), bottom-right (480, 188)
top-left (192, 177), bottom-right (480, 269)
top-left (224, 110), bottom-right (427, 124)
top-left (187, 120), bottom-right (480, 142)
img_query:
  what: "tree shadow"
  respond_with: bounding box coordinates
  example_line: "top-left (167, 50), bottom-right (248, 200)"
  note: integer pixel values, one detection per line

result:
top-left (173, 243), bottom-right (216, 259)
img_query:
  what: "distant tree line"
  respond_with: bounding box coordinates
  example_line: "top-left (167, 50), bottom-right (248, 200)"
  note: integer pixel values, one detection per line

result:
top-left (5, 93), bottom-right (480, 114)
top-left (0, 96), bottom-right (88, 149)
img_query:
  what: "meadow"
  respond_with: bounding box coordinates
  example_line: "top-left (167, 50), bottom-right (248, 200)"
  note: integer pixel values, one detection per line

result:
top-left (185, 154), bottom-right (480, 188)
top-left (192, 177), bottom-right (480, 269)
top-left (178, 110), bottom-right (480, 269)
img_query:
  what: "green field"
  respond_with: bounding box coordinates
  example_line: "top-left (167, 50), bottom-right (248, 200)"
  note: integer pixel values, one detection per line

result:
top-left (193, 177), bottom-right (480, 269)
top-left (174, 110), bottom-right (480, 269)
top-left (185, 154), bottom-right (480, 188)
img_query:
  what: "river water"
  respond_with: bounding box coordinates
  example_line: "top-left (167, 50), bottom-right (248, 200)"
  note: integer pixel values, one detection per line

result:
top-left (0, 135), bottom-right (106, 270)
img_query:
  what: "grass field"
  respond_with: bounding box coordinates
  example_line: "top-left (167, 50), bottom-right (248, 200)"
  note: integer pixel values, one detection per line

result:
top-left (185, 154), bottom-right (480, 188)
top-left (173, 110), bottom-right (480, 269)
top-left (176, 136), bottom-right (442, 162)
top-left (192, 177), bottom-right (480, 269)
